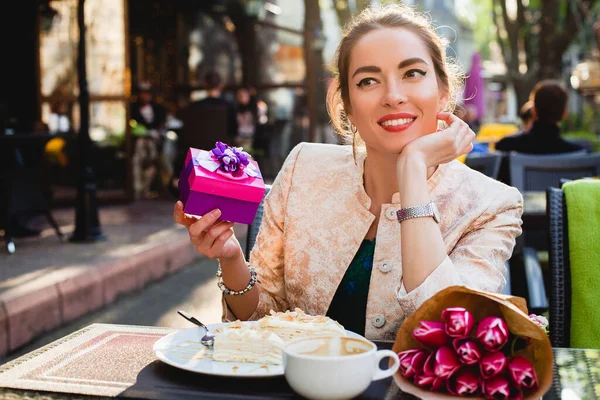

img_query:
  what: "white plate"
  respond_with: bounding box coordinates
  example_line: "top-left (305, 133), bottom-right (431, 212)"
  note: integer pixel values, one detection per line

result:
top-left (153, 322), bottom-right (363, 378)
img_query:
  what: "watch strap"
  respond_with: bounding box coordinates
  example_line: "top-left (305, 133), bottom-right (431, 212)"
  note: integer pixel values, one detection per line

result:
top-left (396, 201), bottom-right (438, 223)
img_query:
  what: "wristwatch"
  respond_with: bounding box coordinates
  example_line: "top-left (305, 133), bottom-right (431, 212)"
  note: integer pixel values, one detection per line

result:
top-left (396, 201), bottom-right (440, 224)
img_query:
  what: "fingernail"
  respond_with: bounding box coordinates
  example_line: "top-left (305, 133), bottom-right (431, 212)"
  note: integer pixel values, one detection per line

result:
top-left (212, 209), bottom-right (221, 217)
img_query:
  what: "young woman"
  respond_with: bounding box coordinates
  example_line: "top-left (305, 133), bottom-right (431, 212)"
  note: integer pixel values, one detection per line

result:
top-left (174, 4), bottom-right (523, 340)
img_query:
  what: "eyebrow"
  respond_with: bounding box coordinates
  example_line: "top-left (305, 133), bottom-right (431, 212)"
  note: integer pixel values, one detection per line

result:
top-left (398, 57), bottom-right (429, 69)
top-left (351, 57), bottom-right (429, 78)
top-left (351, 65), bottom-right (381, 78)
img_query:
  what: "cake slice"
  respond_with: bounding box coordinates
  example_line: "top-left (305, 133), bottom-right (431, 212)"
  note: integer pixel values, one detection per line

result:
top-left (212, 321), bottom-right (284, 365)
top-left (257, 308), bottom-right (347, 342)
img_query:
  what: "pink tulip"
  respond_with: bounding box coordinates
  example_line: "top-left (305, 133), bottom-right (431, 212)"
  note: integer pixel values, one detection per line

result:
top-left (412, 321), bottom-right (450, 348)
top-left (480, 351), bottom-right (508, 379)
top-left (414, 352), bottom-right (446, 391)
top-left (476, 316), bottom-right (509, 352)
top-left (482, 375), bottom-right (523, 399)
top-left (453, 338), bottom-right (482, 365)
top-left (447, 368), bottom-right (480, 396)
top-left (442, 307), bottom-right (475, 338)
top-left (482, 375), bottom-right (511, 399)
top-left (434, 346), bottom-right (461, 379)
top-left (508, 356), bottom-right (539, 390)
top-left (397, 348), bottom-right (428, 379)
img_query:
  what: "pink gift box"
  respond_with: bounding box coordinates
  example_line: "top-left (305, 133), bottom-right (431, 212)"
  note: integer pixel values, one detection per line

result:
top-left (179, 147), bottom-right (266, 224)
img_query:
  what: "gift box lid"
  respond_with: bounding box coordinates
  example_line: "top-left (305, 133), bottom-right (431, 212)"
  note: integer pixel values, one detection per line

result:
top-left (184, 147), bottom-right (266, 203)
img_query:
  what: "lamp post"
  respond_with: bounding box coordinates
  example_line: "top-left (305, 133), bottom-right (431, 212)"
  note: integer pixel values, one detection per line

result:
top-left (70, 0), bottom-right (104, 242)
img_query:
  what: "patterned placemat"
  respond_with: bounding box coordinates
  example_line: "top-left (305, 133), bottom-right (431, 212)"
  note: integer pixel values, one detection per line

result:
top-left (0, 324), bottom-right (174, 397)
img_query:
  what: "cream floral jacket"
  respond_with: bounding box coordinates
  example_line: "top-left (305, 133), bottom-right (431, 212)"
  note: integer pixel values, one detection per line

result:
top-left (223, 142), bottom-right (523, 340)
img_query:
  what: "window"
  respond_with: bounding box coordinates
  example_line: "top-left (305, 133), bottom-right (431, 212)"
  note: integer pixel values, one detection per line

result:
top-left (39, 0), bottom-right (130, 192)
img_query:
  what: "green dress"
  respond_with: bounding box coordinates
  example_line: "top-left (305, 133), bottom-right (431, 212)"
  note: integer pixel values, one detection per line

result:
top-left (326, 239), bottom-right (375, 336)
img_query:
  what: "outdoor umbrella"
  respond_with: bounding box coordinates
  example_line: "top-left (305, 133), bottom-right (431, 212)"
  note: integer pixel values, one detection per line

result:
top-left (463, 52), bottom-right (485, 122)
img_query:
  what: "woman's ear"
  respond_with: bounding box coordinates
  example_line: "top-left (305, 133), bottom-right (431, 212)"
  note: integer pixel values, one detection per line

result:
top-left (438, 92), bottom-right (449, 112)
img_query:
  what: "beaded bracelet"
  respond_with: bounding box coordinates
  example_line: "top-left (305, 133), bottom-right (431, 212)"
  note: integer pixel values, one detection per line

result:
top-left (216, 262), bottom-right (257, 296)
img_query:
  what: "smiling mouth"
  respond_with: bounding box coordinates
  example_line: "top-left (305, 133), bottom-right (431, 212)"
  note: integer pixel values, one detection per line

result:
top-left (378, 117), bottom-right (416, 128)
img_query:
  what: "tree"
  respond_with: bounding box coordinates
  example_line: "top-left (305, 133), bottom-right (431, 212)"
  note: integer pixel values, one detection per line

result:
top-left (491, 0), bottom-right (600, 109)
top-left (305, 0), bottom-right (327, 142)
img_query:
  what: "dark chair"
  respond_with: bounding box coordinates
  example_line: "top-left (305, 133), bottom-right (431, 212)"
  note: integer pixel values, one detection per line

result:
top-left (546, 186), bottom-right (571, 347)
top-left (245, 185), bottom-right (272, 260)
top-left (509, 151), bottom-right (599, 192)
top-left (465, 153), bottom-right (503, 180)
top-left (509, 152), bottom-right (599, 312)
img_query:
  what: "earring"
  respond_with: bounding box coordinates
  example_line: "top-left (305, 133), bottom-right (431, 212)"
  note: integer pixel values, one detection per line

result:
top-left (350, 123), bottom-right (358, 134)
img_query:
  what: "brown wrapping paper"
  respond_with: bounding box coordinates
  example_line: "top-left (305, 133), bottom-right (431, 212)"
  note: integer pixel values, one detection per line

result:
top-left (391, 286), bottom-right (553, 400)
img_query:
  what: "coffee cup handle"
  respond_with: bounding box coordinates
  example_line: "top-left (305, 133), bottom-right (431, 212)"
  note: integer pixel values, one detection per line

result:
top-left (372, 350), bottom-right (400, 381)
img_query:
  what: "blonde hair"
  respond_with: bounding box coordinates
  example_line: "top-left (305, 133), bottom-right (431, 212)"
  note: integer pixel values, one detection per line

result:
top-left (326, 4), bottom-right (464, 146)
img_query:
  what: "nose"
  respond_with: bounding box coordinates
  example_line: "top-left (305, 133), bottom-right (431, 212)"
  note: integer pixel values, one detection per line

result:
top-left (381, 80), bottom-right (407, 108)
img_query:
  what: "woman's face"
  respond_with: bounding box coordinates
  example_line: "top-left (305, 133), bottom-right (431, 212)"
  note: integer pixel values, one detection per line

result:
top-left (347, 27), bottom-right (447, 155)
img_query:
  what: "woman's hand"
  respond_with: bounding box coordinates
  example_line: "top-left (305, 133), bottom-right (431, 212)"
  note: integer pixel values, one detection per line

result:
top-left (173, 201), bottom-right (243, 261)
top-left (401, 112), bottom-right (475, 168)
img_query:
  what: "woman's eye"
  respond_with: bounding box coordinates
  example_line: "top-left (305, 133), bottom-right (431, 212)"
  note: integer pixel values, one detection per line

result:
top-left (357, 78), bottom-right (377, 87)
top-left (405, 69), bottom-right (427, 79)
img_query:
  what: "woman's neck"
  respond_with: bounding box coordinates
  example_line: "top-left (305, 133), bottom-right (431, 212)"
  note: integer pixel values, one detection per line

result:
top-left (363, 152), bottom-right (399, 205)
top-left (363, 148), bottom-right (438, 204)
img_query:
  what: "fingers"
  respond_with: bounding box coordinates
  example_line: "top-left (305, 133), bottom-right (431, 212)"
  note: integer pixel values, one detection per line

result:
top-left (436, 112), bottom-right (459, 125)
top-left (188, 209), bottom-right (222, 238)
top-left (208, 228), bottom-right (235, 254)
top-left (202, 221), bottom-right (235, 248)
top-left (195, 221), bottom-right (236, 258)
top-left (173, 201), bottom-right (198, 227)
top-left (173, 201), bottom-right (185, 224)
top-left (455, 123), bottom-right (476, 154)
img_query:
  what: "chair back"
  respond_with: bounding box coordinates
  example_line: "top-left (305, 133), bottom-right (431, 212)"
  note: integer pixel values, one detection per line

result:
top-left (179, 103), bottom-right (230, 151)
top-left (509, 152), bottom-right (599, 191)
top-left (546, 186), bottom-right (571, 347)
top-left (465, 153), bottom-right (503, 180)
top-left (245, 185), bottom-right (272, 260)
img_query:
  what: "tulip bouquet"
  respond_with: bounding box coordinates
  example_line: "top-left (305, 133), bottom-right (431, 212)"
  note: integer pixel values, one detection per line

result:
top-left (392, 286), bottom-right (553, 400)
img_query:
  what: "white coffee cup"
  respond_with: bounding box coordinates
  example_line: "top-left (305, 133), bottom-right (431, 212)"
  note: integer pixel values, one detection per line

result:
top-left (283, 335), bottom-right (400, 400)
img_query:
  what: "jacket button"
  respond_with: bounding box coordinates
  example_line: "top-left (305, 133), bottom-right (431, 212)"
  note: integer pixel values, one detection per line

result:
top-left (379, 261), bottom-right (392, 273)
top-left (372, 314), bottom-right (386, 328)
top-left (385, 208), bottom-right (397, 221)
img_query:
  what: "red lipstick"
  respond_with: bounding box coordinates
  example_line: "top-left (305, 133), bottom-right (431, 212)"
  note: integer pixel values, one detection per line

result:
top-left (377, 113), bottom-right (417, 132)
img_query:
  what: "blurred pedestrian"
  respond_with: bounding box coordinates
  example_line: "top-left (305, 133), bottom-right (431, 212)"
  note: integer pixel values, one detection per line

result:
top-left (495, 80), bottom-right (585, 155)
top-left (131, 82), bottom-right (167, 199)
top-left (234, 87), bottom-right (257, 150)
top-left (177, 71), bottom-right (237, 152)
top-left (131, 82), bottom-right (167, 131)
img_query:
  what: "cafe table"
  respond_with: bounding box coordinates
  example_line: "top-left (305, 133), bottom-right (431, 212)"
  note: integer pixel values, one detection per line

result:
top-left (0, 324), bottom-right (598, 399)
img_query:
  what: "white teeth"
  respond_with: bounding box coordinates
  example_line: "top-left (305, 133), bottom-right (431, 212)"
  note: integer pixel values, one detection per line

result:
top-left (381, 118), bottom-right (414, 127)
